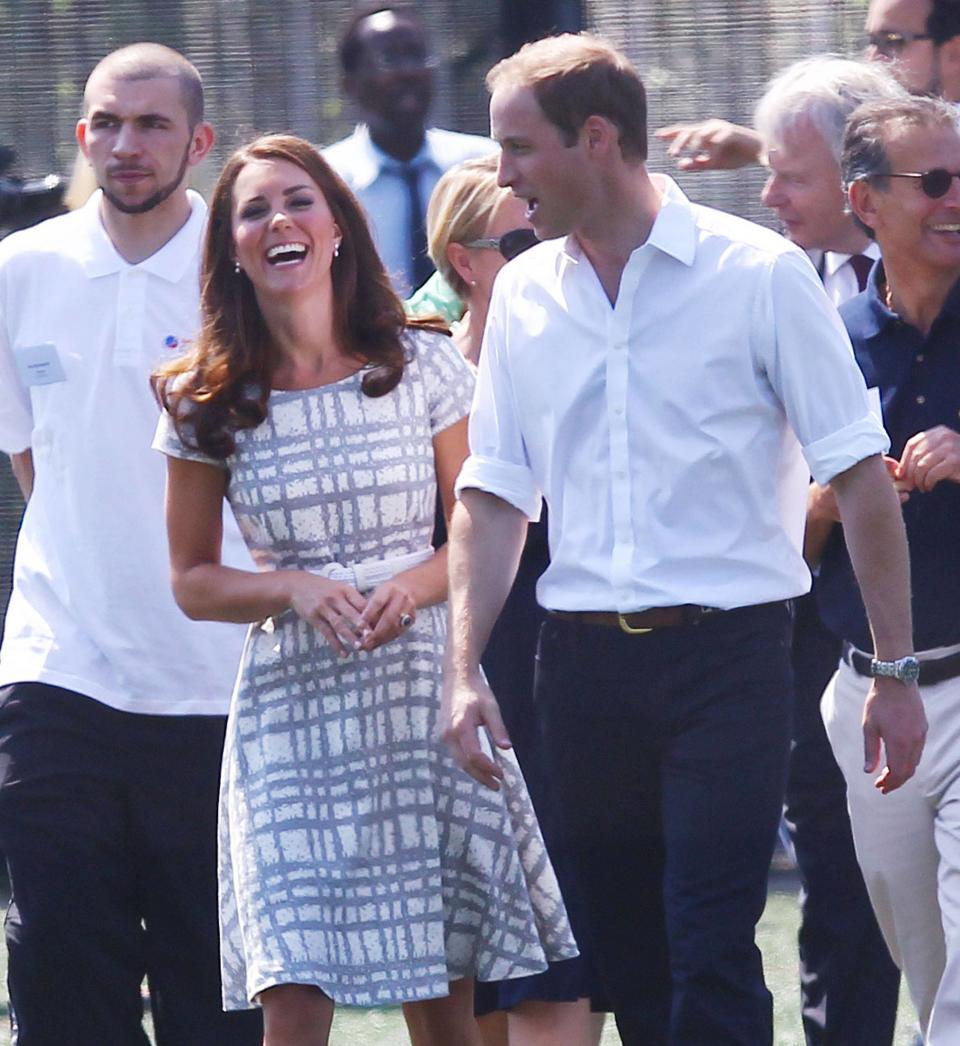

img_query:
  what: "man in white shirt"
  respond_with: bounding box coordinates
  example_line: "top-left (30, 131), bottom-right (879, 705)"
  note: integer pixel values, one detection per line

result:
top-left (0, 44), bottom-right (262, 1044)
top-left (441, 33), bottom-right (926, 1046)
top-left (322, 2), bottom-right (495, 296)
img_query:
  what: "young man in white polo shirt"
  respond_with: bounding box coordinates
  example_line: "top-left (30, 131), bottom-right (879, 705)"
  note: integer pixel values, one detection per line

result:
top-left (0, 44), bottom-right (262, 1044)
top-left (441, 34), bottom-right (926, 1046)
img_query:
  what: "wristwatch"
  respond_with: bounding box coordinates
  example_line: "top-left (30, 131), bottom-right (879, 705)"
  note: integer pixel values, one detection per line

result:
top-left (869, 655), bottom-right (921, 683)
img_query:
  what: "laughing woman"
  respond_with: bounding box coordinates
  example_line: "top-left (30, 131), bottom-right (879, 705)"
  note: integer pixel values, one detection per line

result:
top-left (151, 134), bottom-right (575, 1046)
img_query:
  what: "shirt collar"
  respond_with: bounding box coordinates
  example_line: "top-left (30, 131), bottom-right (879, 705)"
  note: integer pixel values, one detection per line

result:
top-left (77, 189), bottom-right (207, 282)
top-left (822, 239), bottom-right (881, 278)
top-left (560, 173), bottom-right (697, 269)
top-left (344, 123), bottom-right (437, 189)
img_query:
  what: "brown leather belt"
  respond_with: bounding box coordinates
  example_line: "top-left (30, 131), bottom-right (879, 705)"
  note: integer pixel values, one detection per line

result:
top-left (548, 605), bottom-right (722, 634)
top-left (548, 601), bottom-right (787, 635)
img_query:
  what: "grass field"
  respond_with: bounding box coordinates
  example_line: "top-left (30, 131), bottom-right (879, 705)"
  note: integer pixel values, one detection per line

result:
top-left (0, 871), bottom-right (919, 1045)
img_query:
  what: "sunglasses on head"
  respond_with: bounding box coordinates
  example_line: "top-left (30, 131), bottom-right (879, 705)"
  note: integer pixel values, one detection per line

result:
top-left (465, 227), bottom-right (539, 261)
top-left (866, 30), bottom-right (932, 57)
top-left (874, 169), bottom-right (960, 198)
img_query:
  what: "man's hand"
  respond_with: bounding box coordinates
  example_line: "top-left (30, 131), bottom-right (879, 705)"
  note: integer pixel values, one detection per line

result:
top-left (655, 119), bottom-right (763, 171)
top-left (897, 425), bottom-right (960, 493)
top-left (862, 677), bottom-right (927, 793)
top-left (440, 672), bottom-right (511, 791)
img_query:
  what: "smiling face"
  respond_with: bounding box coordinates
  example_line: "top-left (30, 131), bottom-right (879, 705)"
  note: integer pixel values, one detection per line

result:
top-left (231, 158), bottom-right (341, 302)
top-left (854, 118), bottom-right (960, 273)
top-left (77, 73), bottom-right (209, 215)
top-left (490, 82), bottom-right (590, 241)
top-left (761, 117), bottom-right (864, 253)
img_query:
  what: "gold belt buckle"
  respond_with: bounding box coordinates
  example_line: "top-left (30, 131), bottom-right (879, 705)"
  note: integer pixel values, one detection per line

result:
top-left (618, 613), bottom-right (653, 635)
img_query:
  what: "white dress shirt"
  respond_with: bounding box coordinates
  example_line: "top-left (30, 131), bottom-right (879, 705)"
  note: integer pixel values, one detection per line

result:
top-left (456, 176), bottom-right (888, 613)
top-left (322, 124), bottom-right (496, 296)
top-left (0, 191), bottom-right (250, 715)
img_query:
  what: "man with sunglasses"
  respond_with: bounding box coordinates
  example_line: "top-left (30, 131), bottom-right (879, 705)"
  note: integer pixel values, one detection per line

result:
top-left (812, 95), bottom-right (960, 1046)
top-left (658, 1), bottom-right (960, 171)
top-left (322, 2), bottom-right (494, 297)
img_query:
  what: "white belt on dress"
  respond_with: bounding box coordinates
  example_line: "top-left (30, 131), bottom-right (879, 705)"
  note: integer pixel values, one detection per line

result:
top-left (314, 547), bottom-right (434, 593)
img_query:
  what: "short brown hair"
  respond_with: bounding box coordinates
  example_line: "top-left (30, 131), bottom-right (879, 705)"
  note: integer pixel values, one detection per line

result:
top-left (486, 33), bottom-right (647, 162)
top-left (85, 42), bottom-right (204, 127)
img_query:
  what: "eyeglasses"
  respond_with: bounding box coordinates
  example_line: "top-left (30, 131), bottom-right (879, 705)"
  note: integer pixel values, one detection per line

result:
top-left (866, 30), bottom-right (933, 57)
top-left (877, 169), bottom-right (960, 198)
top-left (465, 228), bottom-right (539, 261)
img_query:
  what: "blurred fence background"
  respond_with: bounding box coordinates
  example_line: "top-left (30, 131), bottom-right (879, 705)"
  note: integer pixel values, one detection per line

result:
top-left (0, 0), bottom-right (870, 633)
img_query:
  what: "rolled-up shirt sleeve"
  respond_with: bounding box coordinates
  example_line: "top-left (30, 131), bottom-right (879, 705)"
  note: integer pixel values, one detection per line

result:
top-left (455, 286), bottom-right (542, 520)
top-left (757, 248), bottom-right (889, 485)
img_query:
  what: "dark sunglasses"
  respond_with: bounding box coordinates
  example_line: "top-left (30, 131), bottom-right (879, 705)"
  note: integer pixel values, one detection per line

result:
top-left (465, 227), bottom-right (539, 261)
top-left (865, 30), bottom-right (932, 57)
top-left (877, 169), bottom-right (960, 198)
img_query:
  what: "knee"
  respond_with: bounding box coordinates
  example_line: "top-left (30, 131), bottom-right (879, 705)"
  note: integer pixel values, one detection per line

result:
top-left (260, 983), bottom-right (332, 1045)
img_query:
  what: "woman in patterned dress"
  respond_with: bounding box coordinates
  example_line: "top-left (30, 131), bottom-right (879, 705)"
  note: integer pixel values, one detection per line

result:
top-left (151, 134), bottom-right (575, 1046)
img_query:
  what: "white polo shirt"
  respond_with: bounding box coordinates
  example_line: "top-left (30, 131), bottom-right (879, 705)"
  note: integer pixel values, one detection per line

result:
top-left (457, 175), bottom-right (889, 614)
top-left (0, 191), bottom-right (249, 716)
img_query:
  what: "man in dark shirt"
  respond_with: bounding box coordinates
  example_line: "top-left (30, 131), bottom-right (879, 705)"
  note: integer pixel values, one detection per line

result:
top-left (813, 94), bottom-right (960, 1044)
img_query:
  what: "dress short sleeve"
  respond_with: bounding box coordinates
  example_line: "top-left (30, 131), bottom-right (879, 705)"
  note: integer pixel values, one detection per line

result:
top-left (152, 406), bottom-right (229, 470)
top-left (410, 328), bottom-right (475, 436)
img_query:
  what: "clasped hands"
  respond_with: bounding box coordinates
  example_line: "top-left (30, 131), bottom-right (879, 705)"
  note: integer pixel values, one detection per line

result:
top-left (813, 426), bottom-right (960, 522)
top-left (287, 573), bottom-right (416, 656)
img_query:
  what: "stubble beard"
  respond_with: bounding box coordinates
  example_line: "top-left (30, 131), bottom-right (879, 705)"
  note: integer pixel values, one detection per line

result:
top-left (100, 141), bottom-right (192, 215)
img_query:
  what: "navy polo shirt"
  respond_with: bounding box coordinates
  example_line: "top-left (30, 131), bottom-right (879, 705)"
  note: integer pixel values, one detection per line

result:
top-left (818, 264), bottom-right (960, 652)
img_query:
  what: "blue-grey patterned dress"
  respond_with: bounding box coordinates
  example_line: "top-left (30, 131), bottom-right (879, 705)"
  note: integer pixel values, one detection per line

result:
top-left (154, 331), bottom-right (577, 1009)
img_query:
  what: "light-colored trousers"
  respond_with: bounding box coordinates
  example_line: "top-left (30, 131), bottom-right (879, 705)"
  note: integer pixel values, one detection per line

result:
top-left (822, 656), bottom-right (960, 1044)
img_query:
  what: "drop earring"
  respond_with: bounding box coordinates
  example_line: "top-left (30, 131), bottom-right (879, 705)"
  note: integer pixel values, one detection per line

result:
top-left (333, 241), bottom-right (341, 258)
top-left (234, 260), bottom-right (241, 274)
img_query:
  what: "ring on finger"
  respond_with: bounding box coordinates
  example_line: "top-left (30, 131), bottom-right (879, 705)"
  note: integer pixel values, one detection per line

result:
top-left (399, 612), bottom-right (414, 629)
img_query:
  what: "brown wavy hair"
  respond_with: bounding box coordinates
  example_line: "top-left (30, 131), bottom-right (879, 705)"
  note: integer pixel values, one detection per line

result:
top-left (153, 133), bottom-right (439, 459)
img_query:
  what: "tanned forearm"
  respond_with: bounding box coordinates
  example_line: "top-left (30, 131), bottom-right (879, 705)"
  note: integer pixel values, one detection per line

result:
top-left (10, 449), bottom-right (33, 501)
top-left (830, 454), bottom-right (913, 658)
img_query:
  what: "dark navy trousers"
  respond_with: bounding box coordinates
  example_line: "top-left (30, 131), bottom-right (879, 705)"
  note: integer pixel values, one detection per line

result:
top-left (0, 683), bottom-right (263, 1046)
top-left (533, 602), bottom-right (794, 1045)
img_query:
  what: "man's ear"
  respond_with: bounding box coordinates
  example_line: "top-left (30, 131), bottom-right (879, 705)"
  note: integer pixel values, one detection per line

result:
top-left (847, 177), bottom-right (879, 238)
top-left (582, 114), bottom-right (619, 156)
top-left (76, 118), bottom-right (90, 157)
top-left (188, 122), bottom-right (215, 168)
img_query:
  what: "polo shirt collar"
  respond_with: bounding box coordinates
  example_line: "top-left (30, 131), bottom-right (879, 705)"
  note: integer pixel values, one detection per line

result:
top-left (77, 189), bottom-right (207, 282)
top-left (561, 173), bottom-right (697, 268)
top-left (860, 259), bottom-right (960, 337)
top-left (346, 123), bottom-right (436, 189)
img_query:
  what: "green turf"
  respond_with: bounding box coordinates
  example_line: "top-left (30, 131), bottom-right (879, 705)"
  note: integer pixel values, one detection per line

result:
top-left (0, 872), bottom-right (919, 1044)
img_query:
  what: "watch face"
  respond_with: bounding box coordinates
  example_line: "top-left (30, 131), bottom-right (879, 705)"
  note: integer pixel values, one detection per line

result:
top-left (898, 657), bottom-right (920, 683)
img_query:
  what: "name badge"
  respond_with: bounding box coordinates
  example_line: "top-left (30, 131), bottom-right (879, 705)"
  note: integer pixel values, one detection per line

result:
top-left (14, 343), bottom-right (66, 386)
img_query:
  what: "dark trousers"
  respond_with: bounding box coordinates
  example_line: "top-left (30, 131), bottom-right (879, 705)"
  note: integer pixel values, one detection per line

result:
top-left (785, 594), bottom-right (900, 1045)
top-left (0, 682), bottom-right (263, 1046)
top-left (534, 602), bottom-right (794, 1045)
